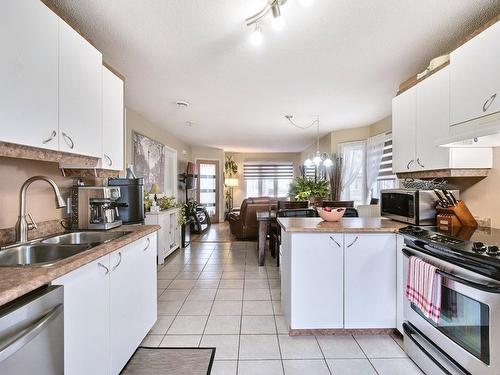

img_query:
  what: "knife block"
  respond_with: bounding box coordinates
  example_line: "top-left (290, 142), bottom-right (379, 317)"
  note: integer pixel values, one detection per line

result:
top-left (436, 200), bottom-right (478, 230)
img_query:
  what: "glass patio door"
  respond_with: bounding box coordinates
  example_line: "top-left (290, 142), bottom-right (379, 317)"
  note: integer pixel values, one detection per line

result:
top-left (196, 160), bottom-right (219, 223)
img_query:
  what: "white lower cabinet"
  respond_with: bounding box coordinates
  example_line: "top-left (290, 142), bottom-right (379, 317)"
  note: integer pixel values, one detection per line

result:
top-left (282, 231), bottom-right (397, 330)
top-left (145, 209), bottom-right (181, 264)
top-left (53, 232), bottom-right (157, 375)
top-left (344, 233), bottom-right (397, 329)
top-left (285, 233), bottom-right (344, 329)
top-left (110, 235), bottom-right (157, 374)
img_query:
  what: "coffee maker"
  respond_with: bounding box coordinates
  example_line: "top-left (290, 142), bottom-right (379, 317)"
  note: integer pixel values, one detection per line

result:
top-left (70, 187), bottom-right (123, 230)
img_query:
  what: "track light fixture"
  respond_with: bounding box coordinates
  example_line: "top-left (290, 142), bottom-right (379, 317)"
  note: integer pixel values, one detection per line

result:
top-left (246, 0), bottom-right (313, 45)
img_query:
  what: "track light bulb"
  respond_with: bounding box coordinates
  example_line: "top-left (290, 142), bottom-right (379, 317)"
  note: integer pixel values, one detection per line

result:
top-left (272, 16), bottom-right (285, 31)
top-left (250, 26), bottom-right (263, 46)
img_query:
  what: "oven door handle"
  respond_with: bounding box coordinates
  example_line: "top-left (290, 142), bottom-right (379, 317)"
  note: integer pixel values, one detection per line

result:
top-left (403, 322), bottom-right (470, 375)
top-left (403, 248), bottom-right (500, 294)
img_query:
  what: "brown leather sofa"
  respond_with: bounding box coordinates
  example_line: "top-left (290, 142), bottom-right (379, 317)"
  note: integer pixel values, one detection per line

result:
top-left (228, 197), bottom-right (277, 240)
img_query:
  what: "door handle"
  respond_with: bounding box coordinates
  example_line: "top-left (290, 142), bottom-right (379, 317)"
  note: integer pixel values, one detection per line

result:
top-left (0, 304), bottom-right (63, 363)
top-left (61, 132), bottom-right (74, 149)
top-left (329, 236), bottom-right (341, 248)
top-left (346, 236), bottom-right (359, 248)
top-left (406, 160), bottom-right (415, 170)
top-left (143, 237), bottom-right (151, 251)
top-left (42, 130), bottom-right (57, 144)
top-left (416, 158), bottom-right (425, 168)
top-left (98, 262), bottom-right (109, 275)
top-left (104, 154), bottom-right (113, 167)
top-left (112, 252), bottom-right (122, 271)
top-left (483, 93), bottom-right (497, 112)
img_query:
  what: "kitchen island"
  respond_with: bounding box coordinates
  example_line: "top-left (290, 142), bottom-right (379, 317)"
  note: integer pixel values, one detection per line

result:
top-left (278, 217), bottom-right (405, 335)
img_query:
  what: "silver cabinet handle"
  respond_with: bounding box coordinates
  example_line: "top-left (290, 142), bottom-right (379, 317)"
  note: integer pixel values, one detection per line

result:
top-left (329, 236), bottom-right (341, 248)
top-left (61, 132), bottom-right (74, 149)
top-left (483, 93), bottom-right (497, 112)
top-left (0, 303), bottom-right (63, 363)
top-left (406, 160), bottom-right (415, 170)
top-left (112, 252), bottom-right (122, 271)
top-left (347, 236), bottom-right (359, 248)
top-left (104, 154), bottom-right (113, 167)
top-left (416, 158), bottom-right (425, 168)
top-left (42, 130), bottom-right (57, 144)
top-left (98, 262), bottom-right (109, 275)
top-left (143, 237), bottom-right (151, 251)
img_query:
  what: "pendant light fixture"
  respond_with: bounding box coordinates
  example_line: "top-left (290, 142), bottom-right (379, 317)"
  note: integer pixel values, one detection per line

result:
top-left (286, 115), bottom-right (333, 168)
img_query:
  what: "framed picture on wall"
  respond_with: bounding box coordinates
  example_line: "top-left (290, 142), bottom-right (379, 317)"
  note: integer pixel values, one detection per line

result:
top-left (132, 131), bottom-right (165, 192)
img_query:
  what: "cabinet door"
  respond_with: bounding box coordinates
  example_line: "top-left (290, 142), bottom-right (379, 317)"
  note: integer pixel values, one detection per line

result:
top-left (101, 66), bottom-right (124, 170)
top-left (110, 234), bottom-right (157, 374)
top-left (392, 87), bottom-right (417, 173)
top-left (450, 21), bottom-right (500, 126)
top-left (0, 0), bottom-right (59, 150)
top-left (290, 233), bottom-right (344, 329)
top-left (396, 234), bottom-right (404, 334)
top-left (415, 67), bottom-right (450, 171)
top-left (59, 19), bottom-right (102, 157)
top-left (344, 233), bottom-right (396, 329)
top-left (52, 256), bottom-right (110, 375)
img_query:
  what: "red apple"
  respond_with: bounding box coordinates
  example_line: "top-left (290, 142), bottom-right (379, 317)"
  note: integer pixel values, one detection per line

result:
top-left (323, 207), bottom-right (332, 212)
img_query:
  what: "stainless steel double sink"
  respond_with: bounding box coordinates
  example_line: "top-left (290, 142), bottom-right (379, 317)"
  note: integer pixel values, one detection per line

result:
top-left (0, 231), bottom-right (131, 267)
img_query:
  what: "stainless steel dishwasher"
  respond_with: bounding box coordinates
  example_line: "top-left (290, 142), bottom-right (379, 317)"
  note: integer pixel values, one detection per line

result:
top-left (0, 285), bottom-right (63, 374)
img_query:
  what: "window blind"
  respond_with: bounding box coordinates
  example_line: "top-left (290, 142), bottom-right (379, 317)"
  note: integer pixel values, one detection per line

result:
top-left (377, 138), bottom-right (394, 179)
top-left (244, 162), bottom-right (294, 180)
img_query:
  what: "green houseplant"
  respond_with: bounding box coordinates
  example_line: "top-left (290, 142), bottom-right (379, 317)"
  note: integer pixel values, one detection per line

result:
top-left (288, 177), bottom-right (330, 204)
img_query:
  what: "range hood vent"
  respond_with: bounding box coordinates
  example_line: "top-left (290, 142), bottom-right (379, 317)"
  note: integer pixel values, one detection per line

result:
top-left (396, 169), bottom-right (490, 179)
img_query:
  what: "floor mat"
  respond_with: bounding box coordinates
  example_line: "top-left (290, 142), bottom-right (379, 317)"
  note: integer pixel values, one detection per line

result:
top-left (121, 347), bottom-right (215, 375)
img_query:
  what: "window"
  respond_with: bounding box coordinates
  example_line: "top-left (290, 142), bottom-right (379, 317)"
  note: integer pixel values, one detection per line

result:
top-left (373, 137), bottom-right (397, 199)
top-left (244, 162), bottom-right (294, 198)
top-left (339, 141), bottom-right (366, 206)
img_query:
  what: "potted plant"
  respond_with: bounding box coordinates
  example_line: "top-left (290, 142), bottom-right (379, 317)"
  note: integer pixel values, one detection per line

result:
top-left (288, 177), bottom-right (330, 206)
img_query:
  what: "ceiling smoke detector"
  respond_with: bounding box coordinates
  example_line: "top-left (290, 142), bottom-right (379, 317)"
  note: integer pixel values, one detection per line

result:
top-left (185, 121), bottom-right (195, 127)
top-left (176, 100), bottom-right (190, 109)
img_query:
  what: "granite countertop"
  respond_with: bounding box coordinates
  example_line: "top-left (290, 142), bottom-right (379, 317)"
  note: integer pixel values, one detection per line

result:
top-left (278, 217), bottom-right (406, 233)
top-left (0, 224), bottom-right (160, 306)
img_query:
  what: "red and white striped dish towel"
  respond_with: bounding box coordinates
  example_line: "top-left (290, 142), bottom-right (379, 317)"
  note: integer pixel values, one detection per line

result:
top-left (406, 256), bottom-right (442, 323)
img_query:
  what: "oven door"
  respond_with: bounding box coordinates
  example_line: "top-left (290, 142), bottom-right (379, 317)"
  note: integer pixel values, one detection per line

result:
top-left (380, 190), bottom-right (416, 224)
top-left (403, 247), bottom-right (500, 375)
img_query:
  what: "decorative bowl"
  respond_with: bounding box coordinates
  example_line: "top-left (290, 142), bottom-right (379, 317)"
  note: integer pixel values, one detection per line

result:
top-left (317, 207), bottom-right (346, 222)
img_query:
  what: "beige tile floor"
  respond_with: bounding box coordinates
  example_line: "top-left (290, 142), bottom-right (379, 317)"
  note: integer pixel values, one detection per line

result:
top-left (142, 239), bottom-right (423, 375)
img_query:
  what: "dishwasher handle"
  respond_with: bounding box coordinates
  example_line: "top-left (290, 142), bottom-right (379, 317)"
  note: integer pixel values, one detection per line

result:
top-left (0, 303), bottom-right (63, 363)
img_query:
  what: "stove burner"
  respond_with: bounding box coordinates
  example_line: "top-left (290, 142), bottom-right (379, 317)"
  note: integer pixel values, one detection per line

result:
top-left (472, 242), bottom-right (487, 253)
top-left (487, 246), bottom-right (500, 256)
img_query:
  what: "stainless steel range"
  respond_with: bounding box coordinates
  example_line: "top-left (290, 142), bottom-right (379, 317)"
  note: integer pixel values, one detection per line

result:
top-left (400, 225), bottom-right (500, 375)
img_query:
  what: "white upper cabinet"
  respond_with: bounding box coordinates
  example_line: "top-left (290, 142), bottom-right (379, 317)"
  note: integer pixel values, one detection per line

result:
top-left (59, 19), bottom-right (102, 157)
top-left (415, 67), bottom-right (451, 171)
top-left (101, 67), bottom-right (124, 170)
top-left (450, 21), bottom-right (500, 126)
top-left (0, 0), bottom-right (59, 150)
top-left (392, 87), bottom-right (416, 173)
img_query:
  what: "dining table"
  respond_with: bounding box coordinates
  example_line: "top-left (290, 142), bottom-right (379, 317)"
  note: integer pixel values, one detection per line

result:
top-left (256, 210), bottom-right (277, 266)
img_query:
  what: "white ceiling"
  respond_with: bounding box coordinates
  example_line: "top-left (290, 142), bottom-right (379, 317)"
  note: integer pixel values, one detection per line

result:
top-left (46, 0), bottom-right (500, 152)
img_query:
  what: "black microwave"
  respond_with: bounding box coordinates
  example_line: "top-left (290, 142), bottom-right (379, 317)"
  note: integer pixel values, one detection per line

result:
top-left (380, 189), bottom-right (459, 226)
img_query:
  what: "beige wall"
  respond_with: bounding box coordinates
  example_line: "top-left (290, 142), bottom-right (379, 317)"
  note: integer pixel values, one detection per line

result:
top-left (226, 152), bottom-right (302, 208)
top-left (452, 148), bottom-right (500, 227)
top-left (300, 116), bottom-right (392, 162)
top-left (0, 158), bottom-right (72, 229)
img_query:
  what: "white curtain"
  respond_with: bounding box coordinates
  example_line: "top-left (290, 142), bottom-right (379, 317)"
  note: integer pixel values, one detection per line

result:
top-left (339, 141), bottom-right (366, 201)
top-left (365, 133), bottom-right (387, 203)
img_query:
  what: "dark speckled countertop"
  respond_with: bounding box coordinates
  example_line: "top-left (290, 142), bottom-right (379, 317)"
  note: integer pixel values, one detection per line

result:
top-left (0, 224), bottom-right (160, 306)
